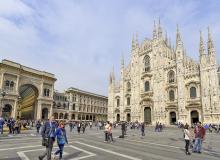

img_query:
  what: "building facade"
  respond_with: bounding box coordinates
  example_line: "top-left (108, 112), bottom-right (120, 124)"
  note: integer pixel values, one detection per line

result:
top-left (0, 59), bottom-right (56, 120)
top-left (0, 60), bottom-right (108, 121)
top-left (53, 88), bottom-right (108, 121)
top-left (108, 22), bottom-right (220, 125)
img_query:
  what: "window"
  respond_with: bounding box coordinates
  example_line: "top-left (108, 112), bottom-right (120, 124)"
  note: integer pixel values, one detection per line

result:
top-left (145, 81), bottom-right (150, 92)
top-left (127, 97), bottom-right (130, 106)
top-left (117, 99), bottom-right (120, 107)
top-left (127, 82), bottom-right (131, 92)
top-left (190, 87), bottom-right (197, 98)
top-left (44, 88), bottom-right (50, 97)
top-left (73, 104), bottom-right (75, 110)
top-left (10, 81), bottom-right (14, 88)
top-left (5, 80), bottom-right (10, 87)
top-left (169, 90), bottom-right (175, 101)
top-left (144, 55), bottom-right (150, 72)
top-left (168, 70), bottom-right (175, 83)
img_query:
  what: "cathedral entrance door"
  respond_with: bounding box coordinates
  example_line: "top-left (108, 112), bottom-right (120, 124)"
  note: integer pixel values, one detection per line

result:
top-left (127, 113), bottom-right (131, 122)
top-left (191, 110), bottom-right (199, 124)
top-left (144, 107), bottom-right (151, 124)
top-left (116, 114), bottom-right (120, 122)
top-left (170, 112), bottom-right (177, 125)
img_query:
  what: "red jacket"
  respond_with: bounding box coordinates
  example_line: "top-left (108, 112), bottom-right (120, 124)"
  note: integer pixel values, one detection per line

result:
top-left (194, 126), bottom-right (206, 139)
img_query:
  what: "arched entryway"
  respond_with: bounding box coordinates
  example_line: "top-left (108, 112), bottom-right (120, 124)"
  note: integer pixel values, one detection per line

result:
top-left (64, 113), bottom-right (68, 119)
top-left (2, 104), bottom-right (12, 119)
top-left (71, 114), bottom-right (75, 120)
top-left (18, 84), bottom-right (39, 120)
top-left (86, 115), bottom-right (89, 120)
top-left (170, 112), bottom-right (177, 125)
top-left (42, 108), bottom-right (48, 120)
top-left (53, 113), bottom-right (58, 119)
top-left (116, 114), bottom-right (120, 122)
top-left (127, 113), bottom-right (131, 122)
top-left (59, 113), bottom-right (63, 119)
top-left (191, 110), bottom-right (199, 124)
top-left (144, 107), bottom-right (151, 124)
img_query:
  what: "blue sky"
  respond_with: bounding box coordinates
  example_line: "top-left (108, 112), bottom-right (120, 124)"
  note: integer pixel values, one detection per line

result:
top-left (0, 0), bottom-right (220, 96)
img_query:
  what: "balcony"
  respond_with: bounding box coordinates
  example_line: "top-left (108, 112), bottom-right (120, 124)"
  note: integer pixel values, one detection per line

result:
top-left (141, 71), bottom-right (153, 79)
top-left (166, 100), bottom-right (178, 106)
top-left (140, 90), bottom-right (153, 98)
top-left (186, 97), bottom-right (201, 108)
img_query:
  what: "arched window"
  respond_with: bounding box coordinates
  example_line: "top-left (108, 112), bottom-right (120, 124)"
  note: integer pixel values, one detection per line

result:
top-left (5, 80), bottom-right (10, 87)
top-left (144, 55), bottom-right (150, 72)
top-left (145, 81), bottom-right (150, 92)
top-left (190, 87), bottom-right (197, 98)
top-left (10, 81), bottom-right (14, 88)
top-left (117, 99), bottom-right (120, 107)
top-left (127, 97), bottom-right (130, 106)
top-left (169, 90), bottom-right (175, 101)
top-left (127, 82), bottom-right (131, 92)
top-left (168, 70), bottom-right (175, 83)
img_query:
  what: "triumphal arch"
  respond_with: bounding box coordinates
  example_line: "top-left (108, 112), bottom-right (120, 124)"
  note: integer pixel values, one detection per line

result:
top-left (0, 59), bottom-right (56, 120)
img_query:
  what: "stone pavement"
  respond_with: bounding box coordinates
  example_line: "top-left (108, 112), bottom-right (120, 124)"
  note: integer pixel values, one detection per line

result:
top-left (0, 126), bottom-right (220, 160)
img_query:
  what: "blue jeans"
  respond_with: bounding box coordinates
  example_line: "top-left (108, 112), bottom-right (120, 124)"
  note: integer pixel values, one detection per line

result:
top-left (55, 144), bottom-right (64, 158)
top-left (193, 138), bottom-right (202, 152)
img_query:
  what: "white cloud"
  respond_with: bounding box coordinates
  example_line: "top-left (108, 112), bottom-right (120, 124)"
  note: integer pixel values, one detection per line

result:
top-left (0, 0), bottom-right (220, 96)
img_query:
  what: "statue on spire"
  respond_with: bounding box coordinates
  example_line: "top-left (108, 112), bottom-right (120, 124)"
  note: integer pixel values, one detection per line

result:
top-left (199, 31), bottom-right (206, 56)
top-left (158, 18), bottom-right (163, 39)
top-left (153, 20), bottom-right (157, 40)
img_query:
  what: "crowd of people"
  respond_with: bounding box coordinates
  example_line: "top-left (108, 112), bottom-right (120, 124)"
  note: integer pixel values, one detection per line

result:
top-left (1, 115), bottom-right (219, 159)
top-left (0, 116), bottom-right (37, 135)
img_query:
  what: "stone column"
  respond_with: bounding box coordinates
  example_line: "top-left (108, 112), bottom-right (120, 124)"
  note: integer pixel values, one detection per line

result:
top-left (12, 100), bottom-right (17, 118)
top-left (0, 72), bottom-right (4, 88)
top-left (36, 101), bottom-right (42, 119)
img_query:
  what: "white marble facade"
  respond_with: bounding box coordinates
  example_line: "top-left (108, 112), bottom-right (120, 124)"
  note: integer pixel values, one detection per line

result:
top-left (108, 21), bottom-right (220, 125)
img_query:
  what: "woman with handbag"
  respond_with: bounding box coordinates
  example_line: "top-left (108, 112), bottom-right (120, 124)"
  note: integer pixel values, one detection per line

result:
top-left (53, 121), bottom-right (68, 160)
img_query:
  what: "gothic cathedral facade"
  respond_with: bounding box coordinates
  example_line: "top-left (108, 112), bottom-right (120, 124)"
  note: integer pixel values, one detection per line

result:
top-left (108, 21), bottom-right (220, 125)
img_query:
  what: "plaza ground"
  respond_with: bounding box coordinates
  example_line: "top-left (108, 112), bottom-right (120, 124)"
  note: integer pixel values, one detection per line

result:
top-left (0, 126), bottom-right (220, 160)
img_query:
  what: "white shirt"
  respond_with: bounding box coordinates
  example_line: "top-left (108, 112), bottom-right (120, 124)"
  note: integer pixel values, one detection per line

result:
top-left (184, 129), bottom-right (190, 140)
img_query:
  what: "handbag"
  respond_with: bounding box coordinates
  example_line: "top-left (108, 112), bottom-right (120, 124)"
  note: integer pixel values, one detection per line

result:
top-left (42, 138), bottom-right (49, 147)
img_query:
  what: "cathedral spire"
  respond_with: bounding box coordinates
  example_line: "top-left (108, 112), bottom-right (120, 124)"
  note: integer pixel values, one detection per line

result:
top-left (135, 32), bottom-right (139, 47)
top-left (207, 27), bottom-right (215, 55)
top-left (165, 31), bottom-right (168, 45)
top-left (158, 18), bottom-right (163, 39)
top-left (153, 20), bottom-right (157, 40)
top-left (176, 24), bottom-right (183, 49)
top-left (121, 53), bottom-right (124, 68)
top-left (207, 27), bottom-right (217, 65)
top-left (132, 33), bottom-right (136, 50)
top-left (199, 31), bottom-right (206, 56)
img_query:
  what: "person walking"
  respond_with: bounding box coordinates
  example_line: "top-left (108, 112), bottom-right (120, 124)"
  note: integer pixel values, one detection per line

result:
top-left (77, 122), bottom-right (81, 134)
top-left (104, 122), bottom-right (110, 142)
top-left (0, 116), bottom-right (4, 134)
top-left (108, 123), bottom-right (114, 143)
top-left (53, 121), bottom-right (68, 160)
top-left (39, 116), bottom-right (56, 160)
top-left (193, 122), bottom-right (206, 154)
top-left (184, 124), bottom-right (191, 155)
top-left (141, 123), bottom-right (145, 138)
top-left (121, 122), bottom-right (126, 138)
top-left (36, 120), bottom-right (42, 134)
top-left (69, 121), bottom-right (73, 132)
top-left (82, 122), bottom-right (86, 134)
